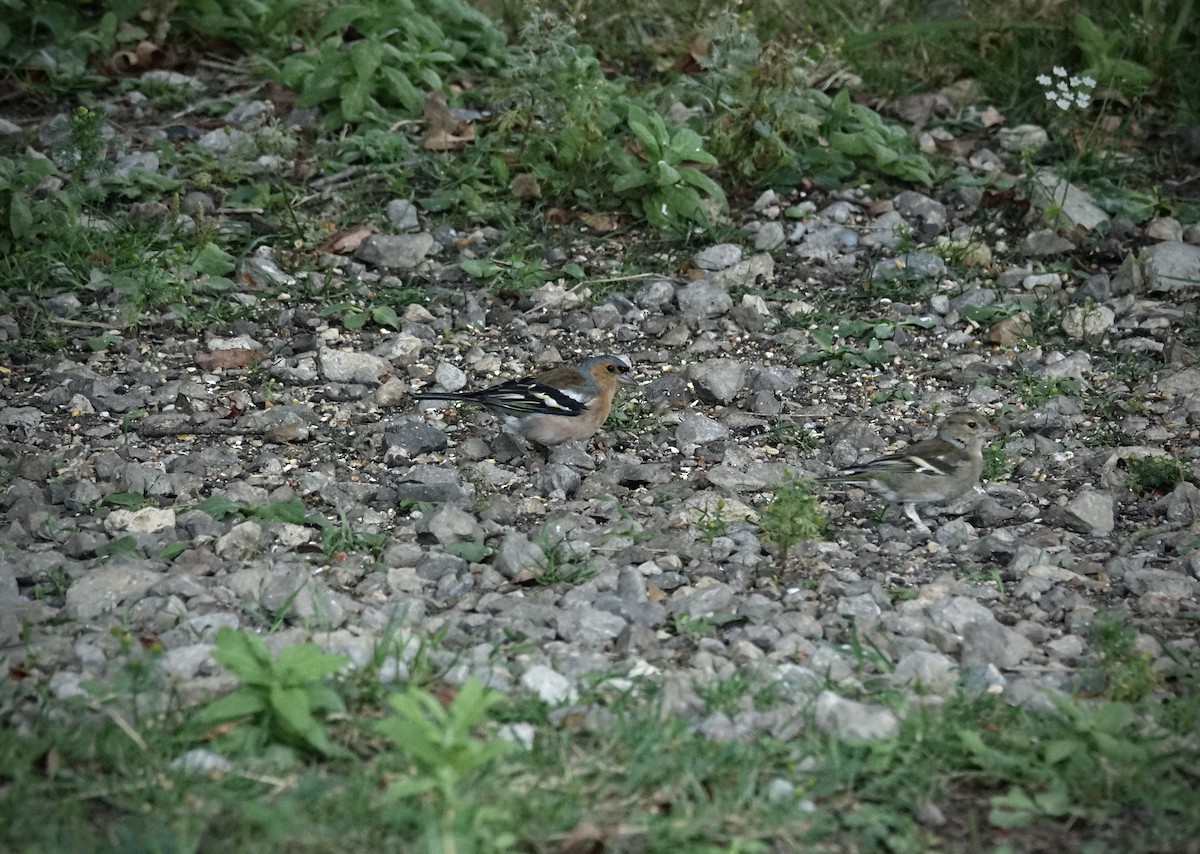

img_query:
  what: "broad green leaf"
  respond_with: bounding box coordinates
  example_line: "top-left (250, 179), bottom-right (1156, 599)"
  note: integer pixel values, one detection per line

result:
top-left (250, 497), bottom-right (308, 525)
top-left (653, 160), bottom-right (682, 186)
top-left (343, 309), bottom-right (369, 329)
top-left (196, 686), bottom-right (267, 723)
top-left (212, 628), bottom-right (274, 684)
top-left (198, 495), bottom-right (242, 521)
top-left (371, 306), bottom-right (401, 329)
top-left (612, 170), bottom-right (651, 193)
top-left (276, 644), bottom-right (348, 683)
top-left (626, 118), bottom-right (661, 154)
top-left (460, 258), bottom-right (502, 278)
top-left (677, 166), bottom-right (725, 202)
top-left (190, 242), bottom-right (236, 276)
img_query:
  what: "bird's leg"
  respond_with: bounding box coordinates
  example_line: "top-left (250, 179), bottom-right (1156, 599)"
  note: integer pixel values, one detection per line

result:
top-left (903, 503), bottom-right (931, 533)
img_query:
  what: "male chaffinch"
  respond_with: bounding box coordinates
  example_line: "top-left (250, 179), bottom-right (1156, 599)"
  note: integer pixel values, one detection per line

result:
top-left (414, 354), bottom-right (634, 446)
top-left (820, 409), bottom-right (995, 532)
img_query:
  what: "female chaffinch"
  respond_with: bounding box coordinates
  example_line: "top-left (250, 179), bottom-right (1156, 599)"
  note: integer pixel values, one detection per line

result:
top-left (415, 354), bottom-right (634, 446)
top-left (820, 409), bottom-right (995, 532)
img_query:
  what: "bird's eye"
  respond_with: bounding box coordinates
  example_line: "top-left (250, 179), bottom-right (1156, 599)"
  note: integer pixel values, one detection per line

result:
top-left (967, 420), bottom-right (978, 428)
top-left (606, 364), bottom-right (617, 373)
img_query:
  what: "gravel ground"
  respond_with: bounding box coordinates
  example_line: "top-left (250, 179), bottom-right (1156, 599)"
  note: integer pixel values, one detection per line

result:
top-left (3, 81), bottom-right (1200, 742)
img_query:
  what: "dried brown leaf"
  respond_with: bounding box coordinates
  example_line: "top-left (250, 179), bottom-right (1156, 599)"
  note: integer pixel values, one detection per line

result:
top-left (195, 348), bottom-right (263, 371)
top-left (318, 223), bottom-right (375, 255)
top-left (510, 173), bottom-right (542, 200)
top-left (422, 90), bottom-right (474, 151)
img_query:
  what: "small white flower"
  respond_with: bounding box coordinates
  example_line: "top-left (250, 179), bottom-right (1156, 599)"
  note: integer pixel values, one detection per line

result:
top-left (1069, 76), bottom-right (1081, 87)
top-left (1076, 93), bottom-right (1092, 108)
top-left (1081, 76), bottom-right (1097, 88)
top-left (1053, 66), bottom-right (1068, 76)
top-left (1045, 91), bottom-right (1057, 101)
top-left (1055, 97), bottom-right (1072, 110)
top-left (1036, 74), bottom-right (1052, 86)
top-left (1057, 80), bottom-right (1070, 91)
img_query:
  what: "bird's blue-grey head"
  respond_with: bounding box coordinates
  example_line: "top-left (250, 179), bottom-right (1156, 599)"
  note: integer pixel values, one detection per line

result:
top-left (580, 355), bottom-right (634, 385)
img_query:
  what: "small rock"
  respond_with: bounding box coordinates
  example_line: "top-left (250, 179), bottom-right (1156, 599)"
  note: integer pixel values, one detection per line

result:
top-left (688, 358), bottom-right (747, 404)
top-left (66, 563), bottom-right (162, 619)
top-left (386, 199), bottom-right (420, 231)
top-left (678, 278), bottom-right (733, 318)
top-left (813, 691), bottom-right (899, 740)
top-left (754, 222), bottom-right (786, 251)
top-left (1061, 490), bottom-right (1115, 535)
top-left (694, 244), bottom-right (743, 271)
top-left (1061, 304), bottom-right (1115, 340)
top-left (318, 348), bottom-right (392, 383)
top-left (675, 412), bottom-right (729, 445)
top-left (355, 233), bottom-right (435, 270)
top-left (422, 506), bottom-right (482, 544)
top-left (493, 532), bottom-right (547, 580)
top-left (1023, 229), bottom-right (1076, 256)
top-left (104, 507), bottom-right (176, 534)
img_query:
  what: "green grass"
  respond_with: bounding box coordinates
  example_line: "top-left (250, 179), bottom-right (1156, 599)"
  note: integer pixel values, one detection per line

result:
top-left (3, 634), bottom-right (1199, 852)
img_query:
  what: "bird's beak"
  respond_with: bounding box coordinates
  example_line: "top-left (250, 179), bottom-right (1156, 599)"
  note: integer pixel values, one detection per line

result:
top-left (618, 372), bottom-right (637, 386)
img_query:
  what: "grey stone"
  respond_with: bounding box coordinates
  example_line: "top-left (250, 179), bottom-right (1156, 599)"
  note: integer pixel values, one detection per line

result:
top-left (678, 279), bottom-right (733, 318)
top-left (1061, 304), bottom-right (1115, 340)
top-left (65, 563), bottom-right (162, 619)
top-left (1142, 242), bottom-right (1200, 292)
top-left (754, 222), bottom-right (786, 251)
top-left (493, 532), bottom-right (547, 579)
top-left (520, 664), bottom-right (577, 705)
top-left (555, 607), bottom-right (626, 645)
top-left (998, 124), bottom-right (1049, 152)
top-left (688, 358), bottom-right (747, 404)
top-left (694, 243), bottom-right (743, 271)
top-left (634, 279), bottom-right (675, 309)
top-left (892, 650), bottom-right (958, 693)
top-left (536, 464), bottom-right (582, 496)
top-left (672, 581), bottom-right (734, 617)
top-left (216, 521), bottom-right (265, 560)
top-left (706, 253), bottom-right (774, 289)
top-left (1030, 172), bottom-right (1109, 234)
top-left (894, 190), bottom-right (947, 236)
top-left (318, 348), bottom-right (393, 384)
top-left (355, 233), bottom-right (435, 270)
top-left (383, 420), bottom-right (448, 457)
top-left (422, 506), bottom-right (482, 544)
top-left (675, 412), bottom-right (729, 445)
top-left (1146, 217), bottom-right (1183, 242)
top-left (1022, 229), bottom-right (1076, 256)
top-left (1061, 490), bottom-right (1115, 535)
top-left (240, 253), bottom-right (296, 289)
top-left (386, 199), bottom-right (420, 231)
top-left (813, 691), bottom-right (899, 740)
top-left (158, 644), bottom-right (214, 681)
top-left (197, 127), bottom-right (247, 154)
top-left (104, 507), bottom-right (176, 534)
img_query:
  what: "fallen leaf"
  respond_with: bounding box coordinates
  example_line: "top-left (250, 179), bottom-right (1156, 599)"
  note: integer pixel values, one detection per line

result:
top-left (577, 213), bottom-right (619, 232)
top-left (318, 223), bottom-right (375, 255)
top-left (510, 173), bottom-right (542, 200)
top-left (979, 105), bottom-right (1005, 128)
top-left (109, 40), bottom-right (168, 75)
top-left (195, 348), bottom-right (263, 371)
top-left (422, 90), bottom-right (474, 151)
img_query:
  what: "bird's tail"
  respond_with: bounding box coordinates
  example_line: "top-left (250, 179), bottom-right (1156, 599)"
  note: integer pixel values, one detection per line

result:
top-left (413, 391), bottom-right (471, 402)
